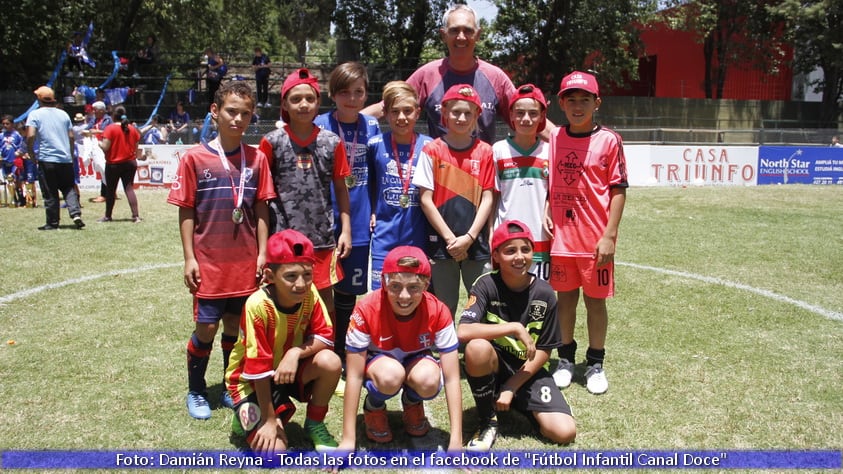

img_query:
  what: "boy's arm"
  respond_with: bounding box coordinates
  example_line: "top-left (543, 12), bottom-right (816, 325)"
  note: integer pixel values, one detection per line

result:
top-left (439, 349), bottom-right (463, 451)
top-left (594, 187), bottom-right (626, 266)
top-left (250, 377), bottom-right (287, 453)
top-left (418, 187), bottom-right (459, 253)
top-left (274, 336), bottom-right (331, 386)
top-left (332, 176), bottom-right (352, 258)
top-left (497, 349), bottom-right (551, 412)
top-left (457, 320), bottom-right (536, 361)
top-left (338, 350), bottom-right (366, 450)
top-left (254, 200), bottom-right (269, 278)
top-left (178, 207), bottom-right (201, 293)
top-left (446, 188), bottom-right (494, 258)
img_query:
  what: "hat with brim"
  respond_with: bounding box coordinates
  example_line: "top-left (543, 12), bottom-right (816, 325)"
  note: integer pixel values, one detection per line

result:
top-left (34, 86), bottom-right (56, 104)
top-left (558, 71), bottom-right (600, 97)
top-left (382, 245), bottom-right (431, 278)
top-left (491, 220), bottom-right (534, 270)
top-left (508, 84), bottom-right (548, 132)
top-left (266, 229), bottom-right (316, 265)
top-left (280, 68), bottom-right (320, 123)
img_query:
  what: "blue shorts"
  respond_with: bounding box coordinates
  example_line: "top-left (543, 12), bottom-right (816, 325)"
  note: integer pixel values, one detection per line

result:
top-left (23, 160), bottom-right (37, 183)
top-left (370, 255), bottom-right (385, 290)
top-left (334, 245), bottom-right (370, 295)
top-left (193, 296), bottom-right (248, 324)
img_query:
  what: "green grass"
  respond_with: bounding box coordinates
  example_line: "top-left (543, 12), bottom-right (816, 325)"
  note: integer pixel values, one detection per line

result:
top-left (0, 186), bottom-right (841, 472)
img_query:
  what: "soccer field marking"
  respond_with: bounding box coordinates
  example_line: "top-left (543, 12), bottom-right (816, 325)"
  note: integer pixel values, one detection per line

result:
top-left (618, 261), bottom-right (843, 322)
top-left (2, 261), bottom-right (841, 324)
top-left (0, 263), bottom-right (181, 305)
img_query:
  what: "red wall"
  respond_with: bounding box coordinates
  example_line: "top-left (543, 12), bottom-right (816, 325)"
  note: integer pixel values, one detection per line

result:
top-left (617, 23), bottom-right (793, 100)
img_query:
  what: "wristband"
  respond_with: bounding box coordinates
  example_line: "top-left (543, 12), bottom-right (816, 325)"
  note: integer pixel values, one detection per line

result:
top-left (466, 232), bottom-right (475, 242)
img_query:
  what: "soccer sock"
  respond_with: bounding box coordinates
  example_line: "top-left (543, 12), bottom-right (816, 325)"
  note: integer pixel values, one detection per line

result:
top-left (364, 379), bottom-right (393, 409)
top-left (401, 387), bottom-right (423, 405)
top-left (333, 292), bottom-right (356, 361)
top-left (466, 372), bottom-right (496, 421)
top-left (305, 404), bottom-right (329, 423)
top-left (220, 334), bottom-right (237, 374)
top-left (558, 340), bottom-right (577, 362)
top-left (186, 333), bottom-right (212, 393)
top-left (586, 347), bottom-right (606, 367)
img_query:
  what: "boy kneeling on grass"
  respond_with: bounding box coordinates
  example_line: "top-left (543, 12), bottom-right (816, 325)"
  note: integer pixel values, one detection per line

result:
top-left (225, 229), bottom-right (341, 453)
top-left (458, 220), bottom-right (577, 450)
top-left (338, 245), bottom-right (463, 451)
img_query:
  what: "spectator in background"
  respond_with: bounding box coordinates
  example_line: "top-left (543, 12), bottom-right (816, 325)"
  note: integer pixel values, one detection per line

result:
top-left (168, 101), bottom-right (191, 144)
top-left (831, 136), bottom-right (842, 148)
top-left (98, 106), bottom-right (142, 223)
top-left (84, 100), bottom-right (113, 203)
top-left (140, 115), bottom-right (167, 144)
top-left (25, 86), bottom-right (85, 230)
top-left (252, 47), bottom-right (271, 108)
top-left (131, 34), bottom-right (158, 79)
top-left (204, 47), bottom-right (227, 105)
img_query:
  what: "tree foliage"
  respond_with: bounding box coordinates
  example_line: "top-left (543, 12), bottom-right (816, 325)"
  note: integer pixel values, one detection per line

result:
top-left (768, 0), bottom-right (843, 125)
top-left (0, 0), bottom-right (332, 90)
top-left (487, 0), bottom-right (656, 94)
top-left (332, 0), bottom-right (448, 70)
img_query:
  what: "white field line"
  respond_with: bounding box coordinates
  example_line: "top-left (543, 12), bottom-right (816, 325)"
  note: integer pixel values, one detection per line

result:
top-left (617, 261), bottom-right (843, 322)
top-left (2, 261), bottom-right (840, 324)
top-left (0, 263), bottom-right (180, 306)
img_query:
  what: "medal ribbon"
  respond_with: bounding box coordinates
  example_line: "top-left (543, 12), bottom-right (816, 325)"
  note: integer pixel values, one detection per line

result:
top-left (336, 113), bottom-right (359, 180)
top-left (212, 138), bottom-right (247, 211)
top-left (390, 132), bottom-right (416, 197)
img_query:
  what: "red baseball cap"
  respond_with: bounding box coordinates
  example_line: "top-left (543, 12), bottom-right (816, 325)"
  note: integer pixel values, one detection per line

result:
top-left (280, 68), bottom-right (320, 123)
top-left (508, 83), bottom-right (547, 132)
top-left (557, 71), bottom-right (600, 97)
top-left (382, 246), bottom-right (431, 278)
top-left (441, 83), bottom-right (481, 109)
top-left (491, 220), bottom-right (534, 253)
top-left (266, 229), bottom-right (315, 265)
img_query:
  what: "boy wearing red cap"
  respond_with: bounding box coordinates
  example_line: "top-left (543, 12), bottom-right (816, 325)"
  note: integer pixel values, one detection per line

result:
top-left (492, 84), bottom-right (553, 281)
top-left (259, 68), bottom-right (352, 335)
top-left (548, 71), bottom-right (628, 395)
top-left (412, 83), bottom-right (495, 318)
top-left (168, 81), bottom-right (276, 420)
top-left (338, 245), bottom-right (463, 451)
top-left (225, 229), bottom-right (342, 453)
top-left (458, 220), bottom-right (576, 450)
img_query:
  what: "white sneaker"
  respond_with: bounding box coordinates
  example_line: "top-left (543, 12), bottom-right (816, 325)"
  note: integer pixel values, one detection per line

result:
top-left (552, 359), bottom-right (574, 388)
top-left (585, 363), bottom-right (609, 394)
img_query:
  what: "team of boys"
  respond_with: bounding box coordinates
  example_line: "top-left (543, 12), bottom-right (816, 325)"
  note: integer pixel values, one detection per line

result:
top-left (165, 56), bottom-right (628, 455)
top-left (165, 3), bottom-right (630, 452)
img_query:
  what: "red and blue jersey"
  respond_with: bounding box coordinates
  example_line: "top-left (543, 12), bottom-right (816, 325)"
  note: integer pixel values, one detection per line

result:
top-left (346, 290), bottom-right (459, 359)
top-left (167, 143), bottom-right (276, 298)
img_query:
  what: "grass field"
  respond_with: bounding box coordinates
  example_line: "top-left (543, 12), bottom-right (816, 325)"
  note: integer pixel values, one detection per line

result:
top-left (0, 185), bottom-right (841, 472)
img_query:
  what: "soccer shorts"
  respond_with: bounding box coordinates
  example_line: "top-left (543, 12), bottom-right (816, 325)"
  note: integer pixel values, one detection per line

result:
top-left (549, 255), bottom-right (614, 299)
top-left (313, 248), bottom-right (344, 291)
top-left (334, 245), bottom-right (370, 295)
top-left (495, 346), bottom-right (572, 417)
top-left (193, 296), bottom-right (248, 324)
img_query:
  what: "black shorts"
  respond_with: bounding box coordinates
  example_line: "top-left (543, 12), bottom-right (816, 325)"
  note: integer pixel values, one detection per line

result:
top-left (494, 346), bottom-right (572, 417)
top-left (232, 371), bottom-right (313, 443)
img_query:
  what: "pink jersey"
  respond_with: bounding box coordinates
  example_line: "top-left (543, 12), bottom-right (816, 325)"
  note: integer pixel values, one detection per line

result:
top-left (345, 291), bottom-right (459, 360)
top-left (167, 143), bottom-right (276, 298)
top-left (548, 125), bottom-right (628, 256)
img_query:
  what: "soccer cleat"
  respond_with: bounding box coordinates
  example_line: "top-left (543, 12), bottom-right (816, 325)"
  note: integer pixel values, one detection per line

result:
top-left (73, 216), bottom-right (85, 229)
top-left (334, 378), bottom-right (345, 397)
top-left (304, 419), bottom-right (338, 452)
top-left (186, 391), bottom-right (212, 419)
top-left (585, 363), bottom-right (609, 394)
top-left (220, 390), bottom-right (234, 409)
top-left (401, 401), bottom-right (430, 437)
top-left (466, 415), bottom-right (498, 451)
top-left (363, 406), bottom-right (393, 443)
top-left (552, 359), bottom-right (575, 388)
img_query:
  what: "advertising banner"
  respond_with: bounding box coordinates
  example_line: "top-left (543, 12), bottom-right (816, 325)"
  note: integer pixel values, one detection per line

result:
top-left (757, 146), bottom-right (843, 185)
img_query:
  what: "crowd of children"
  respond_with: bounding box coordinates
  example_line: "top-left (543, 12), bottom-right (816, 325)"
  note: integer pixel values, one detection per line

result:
top-left (162, 57), bottom-right (628, 457)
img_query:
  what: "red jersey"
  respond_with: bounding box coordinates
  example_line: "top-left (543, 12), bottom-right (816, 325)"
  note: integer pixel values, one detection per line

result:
top-left (346, 290), bottom-right (459, 360)
top-left (548, 125), bottom-right (628, 256)
top-left (102, 123), bottom-right (140, 163)
top-left (167, 143), bottom-right (277, 298)
top-left (225, 285), bottom-right (334, 403)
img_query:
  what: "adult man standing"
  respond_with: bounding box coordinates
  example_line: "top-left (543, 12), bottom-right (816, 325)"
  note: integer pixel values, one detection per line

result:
top-left (25, 86), bottom-right (84, 230)
top-left (363, 4), bottom-right (528, 144)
